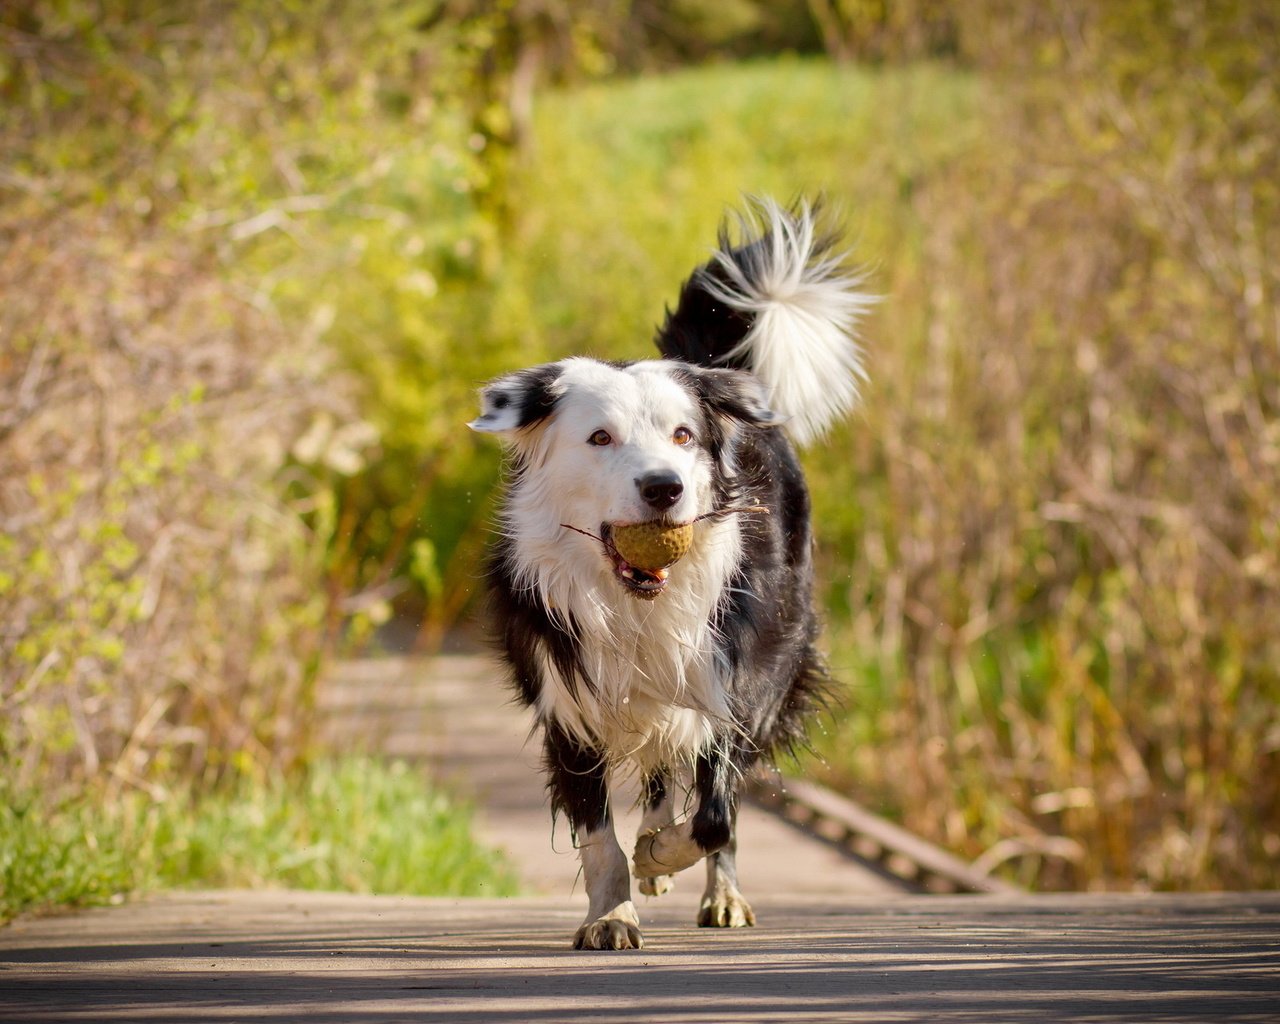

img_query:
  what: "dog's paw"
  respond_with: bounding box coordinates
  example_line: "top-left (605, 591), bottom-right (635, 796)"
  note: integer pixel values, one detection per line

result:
top-left (573, 903), bottom-right (644, 951)
top-left (633, 823), bottom-right (705, 878)
top-left (637, 873), bottom-right (674, 897)
top-left (697, 885), bottom-right (756, 928)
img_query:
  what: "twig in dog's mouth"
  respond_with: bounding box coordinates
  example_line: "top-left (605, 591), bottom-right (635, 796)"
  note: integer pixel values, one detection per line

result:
top-left (559, 523), bottom-right (607, 545)
top-left (557, 504), bottom-right (769, 547)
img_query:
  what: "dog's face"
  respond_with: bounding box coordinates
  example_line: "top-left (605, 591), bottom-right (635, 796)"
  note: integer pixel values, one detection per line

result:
top-left (471, 357), bottom-right (780, 599)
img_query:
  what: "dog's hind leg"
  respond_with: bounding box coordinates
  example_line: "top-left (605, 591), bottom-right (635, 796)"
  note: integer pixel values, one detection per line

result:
top-left (691, 742), bottom-right (755, 926)
top-left (544, 725), bottom-right (643, 951)
top-left (632, 807), bottom-right (707, 879)
top-left (698, 827), bottom-right (756, 927)
top-left (635, 771), bottom-right (676, 897)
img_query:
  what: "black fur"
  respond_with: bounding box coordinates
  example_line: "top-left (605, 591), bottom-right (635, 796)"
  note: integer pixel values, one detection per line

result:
top-left (486, 536), bottom-right (589, 709)
top-left (542, 721), bottom-right (611, 836)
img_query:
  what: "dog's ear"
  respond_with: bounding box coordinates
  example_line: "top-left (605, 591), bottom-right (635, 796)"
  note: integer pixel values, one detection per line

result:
top-left (685, 366), bottom-right (785, 429)
top-left (469, 363), bottom-right (565, 437)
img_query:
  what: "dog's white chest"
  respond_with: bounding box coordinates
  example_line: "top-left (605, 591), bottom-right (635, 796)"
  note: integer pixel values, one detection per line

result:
top-left (511, 505), bottom-right (744, 766)
top-left (531, 537), bottom-right (741, 766)
top-left (536, 624), bottom-right (729, 767)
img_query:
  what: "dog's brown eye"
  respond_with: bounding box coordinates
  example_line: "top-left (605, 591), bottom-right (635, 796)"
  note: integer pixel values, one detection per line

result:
top-left (588, 429), bottom-right (612, 447)
top-left (673, 426), bottom-right (694, 446)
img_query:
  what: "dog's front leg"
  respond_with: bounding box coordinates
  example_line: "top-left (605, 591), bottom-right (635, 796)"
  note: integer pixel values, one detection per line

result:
top-left (577, 822), bottom-right (642, 950)
top-left (544, 725), bottom-right (642, 950)
top-left (633, 744), bottom-right (736, 878)
top-left (635, 770), bottom-right (676, 897)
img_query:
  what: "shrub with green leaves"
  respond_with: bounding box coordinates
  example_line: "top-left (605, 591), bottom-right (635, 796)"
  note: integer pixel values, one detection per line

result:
top-left (0, 2), bottom-right (516, 785)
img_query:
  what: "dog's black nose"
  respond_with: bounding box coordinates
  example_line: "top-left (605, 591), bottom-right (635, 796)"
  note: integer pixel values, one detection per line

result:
top-left (638, 470), bottom-right (684, 511)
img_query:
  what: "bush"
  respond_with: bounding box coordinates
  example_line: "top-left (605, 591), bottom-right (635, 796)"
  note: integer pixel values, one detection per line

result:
top-left (0, 162), bottom-right (338, 793)
top-left (817, 1), bottom-right (1280, 889)
top-left (1, 4), bottom-right (348, 791)
top-left (0, 0), bottom-right (540, 786)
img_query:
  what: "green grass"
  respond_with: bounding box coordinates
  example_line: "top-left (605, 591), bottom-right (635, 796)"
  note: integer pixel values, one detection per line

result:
top-left (0, 758), bottom-right (518, 924)
top-left (499, 58), bottom-right (977, 365)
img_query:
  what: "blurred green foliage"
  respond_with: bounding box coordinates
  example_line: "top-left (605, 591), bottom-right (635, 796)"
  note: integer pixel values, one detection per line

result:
top-left (3, 0), bottom-right (1277, 899)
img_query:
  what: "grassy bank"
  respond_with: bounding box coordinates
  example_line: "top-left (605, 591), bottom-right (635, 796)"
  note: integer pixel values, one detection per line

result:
top-left (0, 758), bottom-right (517, 924)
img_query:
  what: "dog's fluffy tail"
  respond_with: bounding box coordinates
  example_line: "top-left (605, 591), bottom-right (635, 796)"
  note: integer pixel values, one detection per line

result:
top-left (656, 196), bottom-right (874, 446)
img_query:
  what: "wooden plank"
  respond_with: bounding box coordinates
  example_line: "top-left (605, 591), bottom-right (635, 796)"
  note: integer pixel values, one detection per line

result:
top-left (4, 891), bottom-right (1277, 1022)
top-left (749, 774), bottom-right (1022, 895)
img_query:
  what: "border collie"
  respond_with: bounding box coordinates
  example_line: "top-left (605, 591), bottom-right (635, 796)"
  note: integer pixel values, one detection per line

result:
top-left (470, 197), bottom-right (872, 950)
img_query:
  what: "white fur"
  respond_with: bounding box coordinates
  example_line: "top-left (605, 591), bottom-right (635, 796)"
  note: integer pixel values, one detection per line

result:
top-left (702, 197), bottom-right (875, 446)
top-left (483, 359), bottom-right (746, 768)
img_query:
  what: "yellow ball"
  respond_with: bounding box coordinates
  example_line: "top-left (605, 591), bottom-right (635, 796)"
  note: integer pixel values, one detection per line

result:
top-left (611, 521), bottom-right (693, 570)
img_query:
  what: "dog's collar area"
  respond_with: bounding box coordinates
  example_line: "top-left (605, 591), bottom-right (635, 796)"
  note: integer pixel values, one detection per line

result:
top-left (601, 523), bottom-right (669, 599)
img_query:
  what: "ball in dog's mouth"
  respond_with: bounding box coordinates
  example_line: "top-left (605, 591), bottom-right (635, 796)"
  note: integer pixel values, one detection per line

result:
top-left (603, 520), bottom-right (693, 599)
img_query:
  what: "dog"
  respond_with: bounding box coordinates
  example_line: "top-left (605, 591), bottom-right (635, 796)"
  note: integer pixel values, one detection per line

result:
top-left (469, 197), bottom-right (872, 950)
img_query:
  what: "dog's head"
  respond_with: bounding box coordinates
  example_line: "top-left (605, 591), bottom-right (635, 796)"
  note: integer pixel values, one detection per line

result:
top-left (471, 357), bottom-right (781, 599)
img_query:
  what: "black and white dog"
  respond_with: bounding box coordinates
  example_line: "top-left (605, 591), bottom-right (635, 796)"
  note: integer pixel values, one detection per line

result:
top-left (470, 198), bottom-right (871, 950)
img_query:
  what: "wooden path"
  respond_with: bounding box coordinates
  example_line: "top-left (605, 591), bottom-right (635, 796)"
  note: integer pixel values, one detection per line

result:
top-left (3, 890), bottom-right (1277, 1021)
